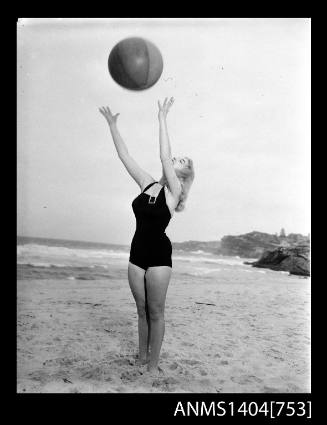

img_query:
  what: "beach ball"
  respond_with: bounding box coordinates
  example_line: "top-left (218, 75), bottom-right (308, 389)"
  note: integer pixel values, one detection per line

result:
top-left (108, 37), bottom-right (163, 90)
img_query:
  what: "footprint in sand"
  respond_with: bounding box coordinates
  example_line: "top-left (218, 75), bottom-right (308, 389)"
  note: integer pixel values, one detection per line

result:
top-left (181, 341), bottom-right (195, 347)
top-left (80, 366), bottom-right (113, 381)
top-left (167, 362), bottom-right (191, 376)
top-left (231, 375), bottom-right (263, 385)
top-left (169, 361), bottom-right (179, 370)
top-left (263, 386), bottom-right (280, 393)
top-left (112, 357), bottom-right (134, 367)
top-left (43, 359), bottom-right (56, 366)
top-left (120, 370), bottom-right (143, 382)
top-left (28, 370), bottom-right (49, 384)
top-left (152, 376), bottom-right (179, 388)
top-left (287, 383), bottom-right (303, 392)
top-left (182, 359), bottom-right (202, 366)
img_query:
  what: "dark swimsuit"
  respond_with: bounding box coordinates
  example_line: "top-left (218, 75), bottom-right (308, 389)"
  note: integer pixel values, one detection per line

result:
top-left (129, 181), bottom-right (172, 270)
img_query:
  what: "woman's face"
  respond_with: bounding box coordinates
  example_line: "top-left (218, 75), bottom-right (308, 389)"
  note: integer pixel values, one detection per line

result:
top-left (172, 157), bottom-right (189, 170)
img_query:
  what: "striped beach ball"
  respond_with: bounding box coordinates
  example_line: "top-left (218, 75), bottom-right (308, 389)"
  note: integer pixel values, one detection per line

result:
top-left (108, 37), bottom-right (164, 91)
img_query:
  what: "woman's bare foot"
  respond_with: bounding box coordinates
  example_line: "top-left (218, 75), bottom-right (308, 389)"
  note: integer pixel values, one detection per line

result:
top-left (146, 365), bottom-right (165, 376)
top-left (139, 353), bottom-right (150, 364)
top-left (135, 358), bottom-right (148, 366)
top-left (131, 354), bottom-right (149, 366)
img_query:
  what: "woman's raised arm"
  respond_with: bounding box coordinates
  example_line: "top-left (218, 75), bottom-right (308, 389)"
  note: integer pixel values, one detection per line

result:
top-left (99, 106), bottom-right (154, 190)
top-left (99, 106), bottom-right (127, 157)
top-left (158, 98), bottom-right (182, 198)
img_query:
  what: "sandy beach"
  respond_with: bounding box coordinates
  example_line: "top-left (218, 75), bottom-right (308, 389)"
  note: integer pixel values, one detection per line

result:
top-left (17, 266), bottom-right (310, 393)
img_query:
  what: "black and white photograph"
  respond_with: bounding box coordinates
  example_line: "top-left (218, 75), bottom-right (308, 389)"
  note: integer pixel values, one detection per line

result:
top-left (17, 18), bottom-right (311, 394)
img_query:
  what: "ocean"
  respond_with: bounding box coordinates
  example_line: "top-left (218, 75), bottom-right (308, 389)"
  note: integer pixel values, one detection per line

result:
top-left (17, 236), bottom-right (304, 283)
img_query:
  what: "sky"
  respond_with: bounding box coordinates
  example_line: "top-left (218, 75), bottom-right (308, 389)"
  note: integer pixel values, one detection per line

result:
top-left (17, 18), bottom-right (311, 245)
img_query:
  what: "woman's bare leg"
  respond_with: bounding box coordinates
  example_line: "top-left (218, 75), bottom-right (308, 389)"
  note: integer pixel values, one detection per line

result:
top-left (145, 266), bottom-right (172, 372)
top-left (128, 262), bottom-right (149, 363)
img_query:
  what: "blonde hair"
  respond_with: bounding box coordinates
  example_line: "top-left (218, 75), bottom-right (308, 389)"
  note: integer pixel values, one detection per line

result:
top-left (174, 157), bottom-right (195, 213)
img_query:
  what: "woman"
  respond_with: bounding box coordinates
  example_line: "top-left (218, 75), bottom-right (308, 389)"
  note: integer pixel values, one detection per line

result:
top-left (99, 97), bottom-right (195, 374)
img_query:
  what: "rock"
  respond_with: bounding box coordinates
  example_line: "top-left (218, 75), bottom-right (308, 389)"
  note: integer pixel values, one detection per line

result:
top-left (249, 245), bottom-right (310, 276)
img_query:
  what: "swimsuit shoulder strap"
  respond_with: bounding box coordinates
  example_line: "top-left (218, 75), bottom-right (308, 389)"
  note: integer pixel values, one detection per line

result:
top-left (142, 181), bottom-right (157, 193)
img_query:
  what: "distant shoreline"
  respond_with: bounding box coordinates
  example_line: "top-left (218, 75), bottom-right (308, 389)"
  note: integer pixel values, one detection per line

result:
top-left (18, 231), bottom-right (310, 261)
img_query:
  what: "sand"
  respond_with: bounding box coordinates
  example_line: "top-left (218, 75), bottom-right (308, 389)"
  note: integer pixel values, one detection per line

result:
top-left (17, 272), bottom-right (310, 393)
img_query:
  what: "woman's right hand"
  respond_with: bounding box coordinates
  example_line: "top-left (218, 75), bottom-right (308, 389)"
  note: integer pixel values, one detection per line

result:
top-left (99, 106), bottom-right (120, 126)
top-left (158, 97), bottom-right (174, 121)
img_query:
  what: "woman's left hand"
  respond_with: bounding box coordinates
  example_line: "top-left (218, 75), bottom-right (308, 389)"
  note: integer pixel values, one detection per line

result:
top-left (99, 106), bottom-right (120, 126)
top-left (158, 97), bottom-right (174, 120)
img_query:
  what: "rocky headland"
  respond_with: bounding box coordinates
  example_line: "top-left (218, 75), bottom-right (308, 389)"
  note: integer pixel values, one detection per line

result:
top-left (172, 231), bottom-right (310, 276)
top-left (173, 231), bottom-right (309, 258)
